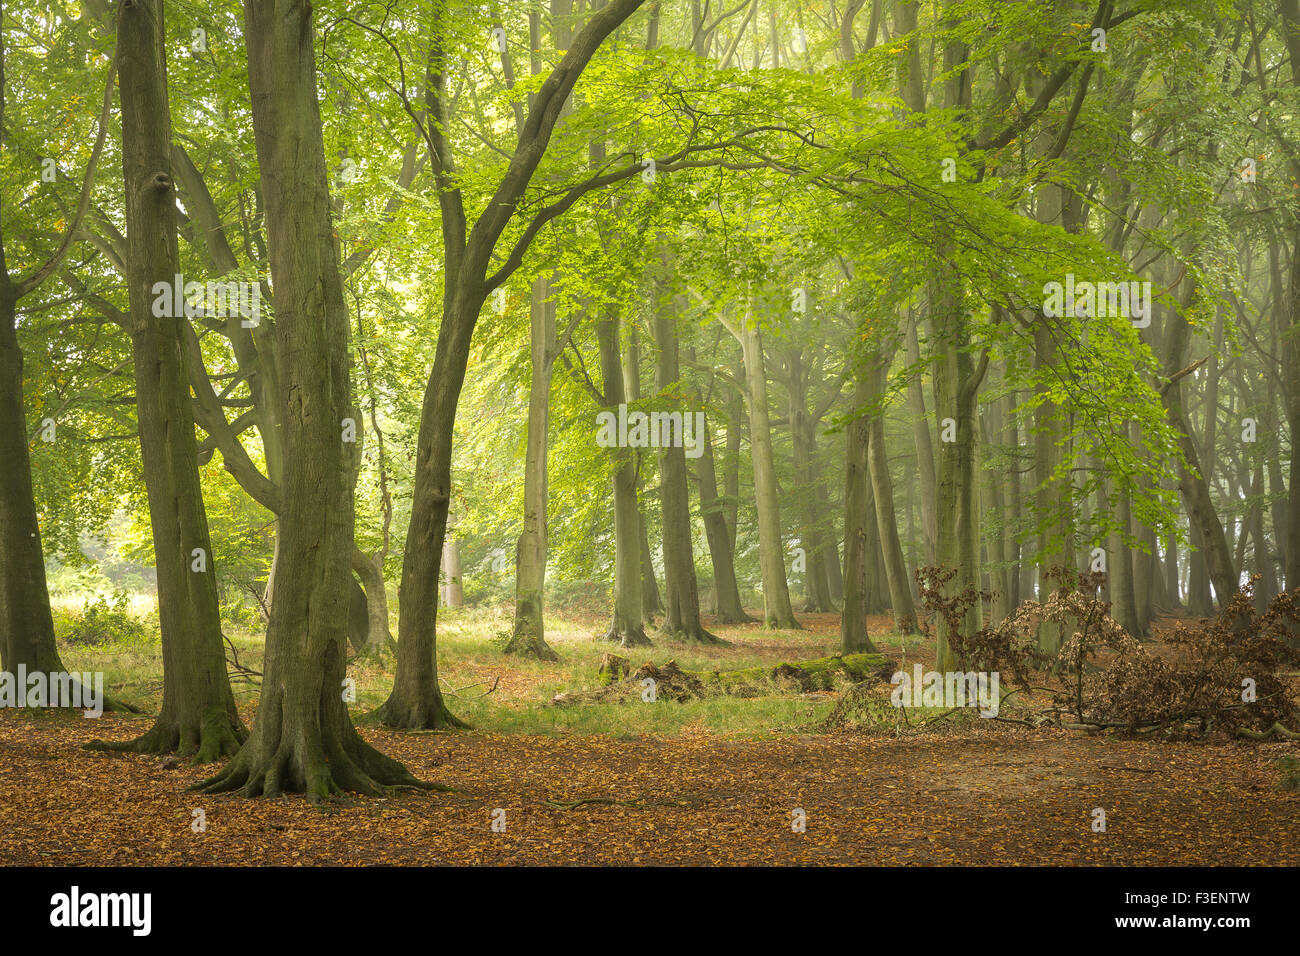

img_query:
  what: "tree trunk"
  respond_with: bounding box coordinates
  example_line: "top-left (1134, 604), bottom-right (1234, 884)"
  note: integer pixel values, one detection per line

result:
top-left (689, 384), bottom-right (754, 624)
top-left (787, 346), bottom-right (835, 612)
top-left (106, 0), bottom-right (243, 761)
top-left (841, 373), bottom-right (877, 653)
top-left (865, 350), bottom-right (916, 633)
top-left (722, 359), bottom-right (744, 548)
top-left (738, 310), bottom-right (799, 629)
top-left (1160, 280), bottom-right (1238, 609)
top-left (352, 548), bottom-right (394, 649)
top-left (198, 0), bottom-right (433, 797)
top-left (440, 540), bottom-right (463, 608)
top-left (624, 321), bottom-right (663, 619)
top-left (0, 301), bottom-right (70, 682)
top-left (506, 275), bottom-right (559, 660)
top-left (931, 252), bottom-right (984, 671)
top-left (904, 316), bottom-right (938, 564)
top-left (652, 293), bottom-right (722, 643)
top-left (597, 314), bottom-right (651, 647)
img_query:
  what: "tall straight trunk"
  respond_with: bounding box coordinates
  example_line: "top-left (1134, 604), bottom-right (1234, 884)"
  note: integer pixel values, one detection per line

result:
top-left (506, 275), bottom-right (559, 659)
top-left (1160, 281), bottom-right (1238, 609)
top-left (737, 310), bottom-right (799, 629)
top-left (1248, 461), bottom-right (1280, 606)
top-left (1164, 522), bottom-right (1182, 608)
top-left (723, 359), bottom-right (744, 548)
top-left (841, 374), bottom-right (877, 653)
top-left (104, 0), bottom-right (243, 760)
top-left (624, 322), bottom-right (663, 618)
top-left (653, 293), bottom-right (722, 643)
top-left (199, 0), bottom-right (430, 798)
top-left (866, 355), bottom-right (916, 634)
top-left (787, 347), bottom-right (834, 611)
top-left (687, 354), bottom-right (753, 624)
top-left (932, 251), bottom-right (984, 671)
top-left (862, 457), bottom-right (889, 613)
top-left (904, 317), bottom-right (937, 564)
top-left (984, 393), bottom-right (1013, 626)
top-left (1105, 472), bottom-right (1142, 637)
top-left (597, 315), bottom-right (650, 646)
top-left (820, 482), bottom-right (844, 603)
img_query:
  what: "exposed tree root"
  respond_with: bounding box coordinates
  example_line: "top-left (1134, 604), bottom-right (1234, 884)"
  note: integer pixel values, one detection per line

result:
top-left (502, 625), bottom-right (560, 662)
top-left (603, 625), bottom-right (652, 648)
top-left (86, 706), bottom-right (245, 764)
top-left (374, 693), bottom-right (471, 731)
top-left (191, 721), bottom-right (449, 803)
top-left (1236, 722), bottom-right (1300, 740)
top-left (657, 625), bottom-right (730, 647)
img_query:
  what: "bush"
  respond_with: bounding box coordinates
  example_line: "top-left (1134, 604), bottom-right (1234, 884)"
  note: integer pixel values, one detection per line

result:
top-left (56, 593), bottom-right (153, 648)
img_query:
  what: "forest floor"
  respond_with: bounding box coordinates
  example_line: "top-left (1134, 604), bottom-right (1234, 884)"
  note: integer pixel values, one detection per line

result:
top-left (3, 608), bottom-right (1298, 865)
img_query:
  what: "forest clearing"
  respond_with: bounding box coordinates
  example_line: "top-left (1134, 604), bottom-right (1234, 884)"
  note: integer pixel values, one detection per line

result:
top-left (2, 608), bottom-right (1296, 866)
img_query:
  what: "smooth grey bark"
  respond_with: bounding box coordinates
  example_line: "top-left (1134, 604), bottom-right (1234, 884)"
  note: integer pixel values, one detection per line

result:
top-left (197, 0), bottom-right (429, 799)
top-left (652, 288), bottom-right (722, 644)
top-left (624, 321), bottom-right (663, 619)
top-left (735, 307), bottom-right (799, 629)
top-left (841, 372), bottom-right (877, 653)
top-left (505, 275), bottom-right (559, 660)
top-left (101, 0), bottom-right (243, 760)
top-left (865, 347), bottom-right (916, 633)
top-left (786, 345), bottom-right (835, 611)
top-left (684, 348), bottom-right (753, 624)
top-left (597, 313), bottom-right (650, 647)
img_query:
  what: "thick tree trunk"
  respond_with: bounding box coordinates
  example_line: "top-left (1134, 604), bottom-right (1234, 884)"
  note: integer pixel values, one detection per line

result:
top-left (1160, 283), bottom-right (1238, 609)
top-left (653, 293), bottom-right (723, 643)
top-left (932, 250), bottom-right (983, 672)
top-left (624, 322), bottom-right (663, 619)
top-left (787, 347), bottom-right (835, 612)
top-left (352, 548), bottom-right (394, 650)
top-left (865, 350), bottom-right (916, 633)
top-left (841, 373), bottom-right (878, 653)
top-left (597, 315), bottom-right (651, 647)
top-left (904, 317), bottom-right (938, 564)
top-left (691, 401), bottom-right (754, 624)
top-left (506, 276), bottom-right (559, 660)
top-left (199, 0), bottom-right (433, 796)
top-left (0, 304), bottom-right (69, 681)
top-left (738, 311), bottom-right (799, 629)
top-left (105, 0), bottom-right (243, 761)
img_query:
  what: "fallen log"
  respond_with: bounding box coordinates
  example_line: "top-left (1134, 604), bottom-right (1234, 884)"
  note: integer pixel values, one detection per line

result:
top-left (554, 652), bottom-right (893, 706)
